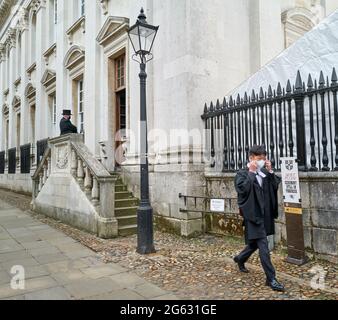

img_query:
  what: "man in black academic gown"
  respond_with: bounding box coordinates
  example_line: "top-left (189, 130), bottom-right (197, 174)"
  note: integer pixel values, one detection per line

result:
top-left (234, 145), bottom-right (285, 292)
top-left (60, 110), bottom-right (78, 135)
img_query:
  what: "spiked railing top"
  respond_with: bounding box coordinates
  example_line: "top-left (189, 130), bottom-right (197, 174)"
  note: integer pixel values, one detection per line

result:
top-left (201, 68), bottom-right (338, 119)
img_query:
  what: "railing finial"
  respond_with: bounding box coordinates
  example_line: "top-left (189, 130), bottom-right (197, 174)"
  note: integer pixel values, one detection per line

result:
top-left (259, 87), bottom-right (264, 100)
top-left (236, 94), bottom-right (241, 106)
top-left (216, 99), bottom-right (221, 110)
top-left (319, 70), bottom-right (325, 89)
top-left (229, 96), bottom-right (233, 107)
top-left (204, 103), bottom-right (208, 114)
top-left (244, 92), bottom-right (248, 104)
top-left (295, 70), bottom-right (303, 92)
top-left (268, 85), bottom-right (273, 98)
top-left (286, 79), bottom-right (292, 94)
top-left (223, 97), bottom-right (227, 108)
top-left (251, 90), bottom-right (256, 102)
top-left (307, 74), bottom-right (313, 90)
top-left (331, 67), bottom-right (337, 85)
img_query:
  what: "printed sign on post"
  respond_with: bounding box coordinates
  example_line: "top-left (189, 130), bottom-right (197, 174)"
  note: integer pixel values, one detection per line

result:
top-left (280, 157), bottom-right (308, 265)
top-left (210, 199), bottom-right (225, 212)
top-left (280, 158), bottom-right (301, 204)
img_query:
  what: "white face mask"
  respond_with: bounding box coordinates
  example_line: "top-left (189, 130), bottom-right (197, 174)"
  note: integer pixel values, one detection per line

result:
top-left (256, 160), bottom-right (265, 170)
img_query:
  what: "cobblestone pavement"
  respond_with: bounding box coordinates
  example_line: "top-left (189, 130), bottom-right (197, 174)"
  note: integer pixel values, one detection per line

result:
top-left (0, 196), bottom-right (177, 300)
top-left (0, 189), bottom-right (337, 300)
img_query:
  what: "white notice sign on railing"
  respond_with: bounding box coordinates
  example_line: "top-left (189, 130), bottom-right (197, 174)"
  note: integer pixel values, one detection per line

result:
top-left (280, 157), bottom-right (301, 204)
top-left (210, 199), bottom-right (225, 212)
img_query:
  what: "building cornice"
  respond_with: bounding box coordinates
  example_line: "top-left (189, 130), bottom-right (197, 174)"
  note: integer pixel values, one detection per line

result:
top-left (66, 16), bottom-right (85, 46)
top-left (14, 77), bottom-right (21, 87)
top-left (0, 0), bottom-right (17, 30)
top-left (43, 42), bottom-right (56, 66)
top-left (41, 68), bottom-right (56, 88)
top-left (96, 16), bottom-right (129, 47)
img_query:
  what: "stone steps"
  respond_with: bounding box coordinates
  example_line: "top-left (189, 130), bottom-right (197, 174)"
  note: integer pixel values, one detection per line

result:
top-left (115, 191), bottom-right (134, 200)
top-left (116, 215), bottom-right (137, 227)
top-left (114, 177), bottom-right (138, 236)
top-left (114, 206), bottom-right (139, 218)
top-left (118, 224), bottom-right (138, 237)
top-left (115, 198), bottom-right (139, 208)
top-left (115, 184), bottom-right (128, 192)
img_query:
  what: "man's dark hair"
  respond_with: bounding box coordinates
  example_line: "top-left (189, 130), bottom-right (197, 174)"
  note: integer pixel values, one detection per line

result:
top-left (249, 145), bottom-right (267, 156)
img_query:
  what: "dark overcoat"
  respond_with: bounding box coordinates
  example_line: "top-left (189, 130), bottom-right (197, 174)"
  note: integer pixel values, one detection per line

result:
top-left (60, 118), bottom-right (78, 135)
top-left (234, 168), bottom-right (281, 244)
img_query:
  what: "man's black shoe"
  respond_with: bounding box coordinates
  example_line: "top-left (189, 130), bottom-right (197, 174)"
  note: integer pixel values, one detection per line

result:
top-left (233, 256), bottom-right (249, 273)
top-left (266, 279), bottom-right (285, 292)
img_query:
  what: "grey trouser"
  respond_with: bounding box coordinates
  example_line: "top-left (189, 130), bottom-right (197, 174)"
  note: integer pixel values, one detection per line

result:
top-left (237, 237), bottom-right (276, 282)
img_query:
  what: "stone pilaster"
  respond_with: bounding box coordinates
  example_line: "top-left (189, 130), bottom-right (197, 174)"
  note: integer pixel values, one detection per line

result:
top-left (55, 0), bottom-right (68, 134)
top-left (35, 0), bottom-right (48, 142)
top-left (8, 37), bottom-right (15, 148)
top-left (84, 0), bottom-right (102, 156)
top-left (20, 20), bottom-right (30, 145)
top-left (0, 57), bottom-right (3, 150)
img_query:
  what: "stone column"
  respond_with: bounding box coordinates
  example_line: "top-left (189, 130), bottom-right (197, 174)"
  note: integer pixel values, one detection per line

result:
top-left (35, 0), bottom-right (48, 141)
top-left (249, 0), bottom-right (283, 74)
top-left (0, 55), bottom-right (4, 150)
top-left (83, 0), bottom-right (101, 156)
top-left (55, 0), bottom-right (68, 132)
top-left (20, 20), bottom-right (30, 145)
top-left (8, 39), bottom-right (15, 149)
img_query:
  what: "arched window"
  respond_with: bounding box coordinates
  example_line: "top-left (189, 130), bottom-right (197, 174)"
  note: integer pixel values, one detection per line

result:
top-left (282, 8), bottom-right (318, 48)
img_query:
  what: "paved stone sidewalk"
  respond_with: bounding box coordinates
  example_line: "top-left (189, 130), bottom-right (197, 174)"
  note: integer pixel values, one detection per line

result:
top-left (0, 200), bottom-right (177, 300)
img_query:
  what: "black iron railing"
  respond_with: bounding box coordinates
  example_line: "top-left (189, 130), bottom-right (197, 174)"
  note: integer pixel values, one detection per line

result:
top-left (8, 148), bottom-right (17, 174)
top-left (36, 139), bottom-right (49, 166)
top-left (0, 151), bottom-right (5, 174)
top-left (201, 69), bottom-right (338, 172)
top-left (20, 144), bottom-right (31, 174)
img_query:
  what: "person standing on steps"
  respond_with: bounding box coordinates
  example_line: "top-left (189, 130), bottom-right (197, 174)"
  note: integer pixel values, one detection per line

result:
top-left (234, 145), bottom-right (285, 292)
top-left (60, 110), bottom-right (78, 135)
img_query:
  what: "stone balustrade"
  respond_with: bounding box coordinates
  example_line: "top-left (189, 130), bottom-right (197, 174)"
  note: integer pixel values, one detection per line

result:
top-left (31, 134), bottom-right (118, 239)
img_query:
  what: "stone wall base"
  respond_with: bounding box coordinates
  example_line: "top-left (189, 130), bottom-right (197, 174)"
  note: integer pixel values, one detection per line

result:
top-left (32, 175), bottom-right (118, 239)
top-left (205, 172), bottom-right (338, 264)
top-left (121, 163), bottom-right (206, 238)
top-left (0, 173), bottom-right (33, 195)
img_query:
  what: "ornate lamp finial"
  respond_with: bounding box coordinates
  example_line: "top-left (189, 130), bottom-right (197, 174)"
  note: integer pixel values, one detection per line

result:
top-left (138, 8), bottom-right (147, 23)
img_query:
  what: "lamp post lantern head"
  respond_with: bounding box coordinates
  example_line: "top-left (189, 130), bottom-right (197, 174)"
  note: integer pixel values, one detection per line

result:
top-left (128, 8), bottom-right (159, 63)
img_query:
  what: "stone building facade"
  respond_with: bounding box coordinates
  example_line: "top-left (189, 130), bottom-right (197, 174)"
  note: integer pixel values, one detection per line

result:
top-left (0, 0), bottom-right (337, 259)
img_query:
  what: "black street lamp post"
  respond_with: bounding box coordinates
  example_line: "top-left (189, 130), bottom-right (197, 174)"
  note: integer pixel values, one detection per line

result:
top-left (128, 8), bottom-right (159, 254)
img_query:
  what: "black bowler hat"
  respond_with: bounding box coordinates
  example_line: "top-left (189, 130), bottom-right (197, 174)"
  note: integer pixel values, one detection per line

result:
top-left (62, 110), bottom-right (72, 116)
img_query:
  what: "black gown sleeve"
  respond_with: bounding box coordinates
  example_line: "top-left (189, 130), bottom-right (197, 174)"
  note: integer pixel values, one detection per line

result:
top-left (266, 171), bottom-right (281, 219)
top-left (235, 170), bottom-right (260, 224)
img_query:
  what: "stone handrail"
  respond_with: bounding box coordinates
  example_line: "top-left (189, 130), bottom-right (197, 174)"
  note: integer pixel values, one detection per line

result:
top-left (69, 139), bottom-right (118, 221)
top-left (32, 146), bottom-right (51, 200)
top-left (32, 147), bottom-right (51, 181)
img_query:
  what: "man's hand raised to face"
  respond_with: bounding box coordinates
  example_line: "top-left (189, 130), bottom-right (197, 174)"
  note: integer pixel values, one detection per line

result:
top-left (248, 161), bottom-right (258, 173)
top-left (265, 160), bottom-right (273, 172)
